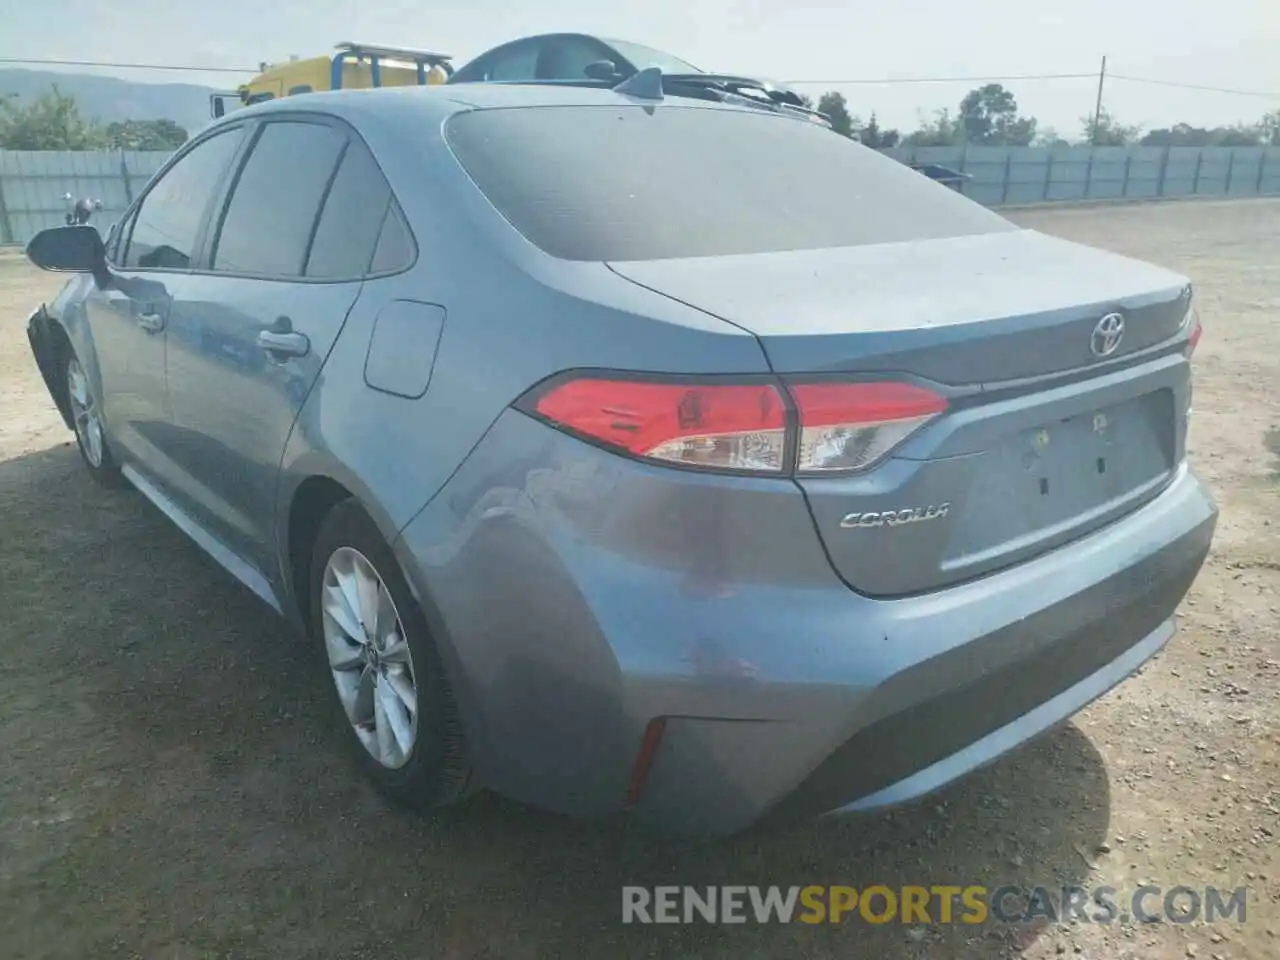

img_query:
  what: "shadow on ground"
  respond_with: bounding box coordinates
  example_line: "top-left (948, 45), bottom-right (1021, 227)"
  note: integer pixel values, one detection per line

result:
top-left (0, 443), bottom-right (1115, 960)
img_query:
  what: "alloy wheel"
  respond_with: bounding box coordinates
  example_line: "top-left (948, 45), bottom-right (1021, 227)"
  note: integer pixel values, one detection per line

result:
top-left (66, 357), bottom-right (104, 468)
top-left (320, 546), bottom-right (419, 769)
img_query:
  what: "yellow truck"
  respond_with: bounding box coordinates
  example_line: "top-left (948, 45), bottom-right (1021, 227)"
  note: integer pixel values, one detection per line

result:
top-left (211, 41), bottom-right (453, 118)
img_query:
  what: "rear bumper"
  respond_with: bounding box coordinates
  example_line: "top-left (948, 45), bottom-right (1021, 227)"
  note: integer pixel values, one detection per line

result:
top-left (395, 410), bottom-right (1216, 835)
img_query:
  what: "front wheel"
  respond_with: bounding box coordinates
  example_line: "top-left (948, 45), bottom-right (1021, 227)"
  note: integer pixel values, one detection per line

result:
top-left (64, 351), bottom-right (124, 487)
top-left (309, 501), bottom-right (470, 809)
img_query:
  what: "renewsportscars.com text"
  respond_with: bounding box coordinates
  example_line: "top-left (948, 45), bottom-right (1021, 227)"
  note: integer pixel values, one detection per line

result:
top-left (621, 885), bottom-right (1249, 925)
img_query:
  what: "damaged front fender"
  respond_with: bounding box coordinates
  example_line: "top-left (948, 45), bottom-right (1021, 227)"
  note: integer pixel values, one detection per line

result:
top-left (26, 304), bottom-right (74, 430)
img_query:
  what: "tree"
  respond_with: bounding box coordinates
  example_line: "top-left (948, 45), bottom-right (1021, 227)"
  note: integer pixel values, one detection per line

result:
top-left (102, 119), bottom-right (189, 151)
top-left (856, 112), bottom-right (900, 149)
top-left (1083, 108), bottom-right (1141, 146)
top-left (816, 91), bottom-right (855, 138)
top-left (958, 83), bottom-right (1037, 145)
top-left (1261, 111), bottom-right (1280, 146)
top-left (1034, 127), bottom-right (1070, 148)
top-left (902, 108), bottom-right (964, 146)
top-left (1139, 122), bottom-right (1263, 147)
top-left (0, 85), bottom-right (102, 149)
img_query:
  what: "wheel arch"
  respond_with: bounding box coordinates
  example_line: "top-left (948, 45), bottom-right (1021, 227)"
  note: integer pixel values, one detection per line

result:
top-left (284, 474), bottom-right (357, 632)
top-left (27, 306), bottom-right (76, 430)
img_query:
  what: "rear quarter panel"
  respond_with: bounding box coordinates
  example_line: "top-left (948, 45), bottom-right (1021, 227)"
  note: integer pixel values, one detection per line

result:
top-left (273, 101), bottom-right (770, 611)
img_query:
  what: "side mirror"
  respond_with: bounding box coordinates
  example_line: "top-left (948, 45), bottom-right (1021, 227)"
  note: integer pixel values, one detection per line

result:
top-left (26, 225), bottom-right (105, 273)
top-left (583, 60), bottom-right (619, 81)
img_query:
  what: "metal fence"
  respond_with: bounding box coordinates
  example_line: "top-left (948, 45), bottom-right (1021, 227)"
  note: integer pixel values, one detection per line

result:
top-left (883, 144), bottom-right (1280, 206)
top-left (0, 150), bottom-right (168, 246)
top-left (3, 144), bottom-right (1280, 246)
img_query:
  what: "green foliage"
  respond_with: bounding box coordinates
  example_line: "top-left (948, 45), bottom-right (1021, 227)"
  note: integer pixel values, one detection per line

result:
top-left (901, 109), bottom-right (964, 147)
top-left (856, 112), bottom-right (900, 149)
top-left (0, 86), bottom-right (187, 151)
top-left (0, 85), bottom-right (102, 149)
top-left (958, 83), bottom-right (1037, 146)
top-left (1139, 122), bottom-right (1270, 147)
top-left (102, 119), bottom-right (189, 151)
top-left (1262, 111), bottom-right (1280, 146)
top-left (816, 91), bottom-right (855, 138)
top-left (1082, 108), bottom-right (1142, 146)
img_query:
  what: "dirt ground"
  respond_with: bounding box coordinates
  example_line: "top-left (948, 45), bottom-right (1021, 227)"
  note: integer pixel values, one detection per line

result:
top-left (0, 199), bottom-right (1276, 960)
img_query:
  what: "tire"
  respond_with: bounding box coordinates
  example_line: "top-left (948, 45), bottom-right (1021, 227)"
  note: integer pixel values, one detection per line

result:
top-left (309, 499), bottom-right (470, 809)
top-left (62, 347), bottom-right (125, 488)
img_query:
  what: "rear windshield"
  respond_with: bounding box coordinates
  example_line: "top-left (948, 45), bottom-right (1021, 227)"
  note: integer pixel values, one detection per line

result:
top-left (444, 105), bottom-right (1015, 262)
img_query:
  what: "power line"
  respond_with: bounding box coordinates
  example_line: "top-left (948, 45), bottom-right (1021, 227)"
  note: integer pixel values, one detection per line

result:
top-left (0, 56), bottom-right (254, 74)
top-left (1109, 74), bottom-right (1280, 99)
top-left (2, 55), bottom-right (1277, 100)
top-left (783, 73), bottom-right (1097, 85)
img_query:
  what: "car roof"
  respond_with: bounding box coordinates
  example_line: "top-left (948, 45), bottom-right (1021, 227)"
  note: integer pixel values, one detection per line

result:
top-left (210, 80), bottom-right (783, 129)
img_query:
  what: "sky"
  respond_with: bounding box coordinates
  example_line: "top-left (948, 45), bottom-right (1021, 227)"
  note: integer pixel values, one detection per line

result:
top-left (8, 0), bottom-right (1280, 138)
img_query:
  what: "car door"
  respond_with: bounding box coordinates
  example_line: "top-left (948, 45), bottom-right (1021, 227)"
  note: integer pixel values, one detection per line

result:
top-left (163, 116), bottom-right (393, 577)
top-left (84, 124), bottom-right (247, 483)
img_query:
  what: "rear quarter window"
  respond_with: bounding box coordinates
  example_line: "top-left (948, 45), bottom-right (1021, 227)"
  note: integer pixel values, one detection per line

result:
top-left (444, 105), bottom-right (1015, 262)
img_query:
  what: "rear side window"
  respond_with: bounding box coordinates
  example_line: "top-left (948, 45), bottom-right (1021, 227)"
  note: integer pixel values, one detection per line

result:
top-left (305, 141), bottom-right (392, 278)
top-left (368, 202), bottom-right (415, 274)
top-left (212, 120), bottom-right (345, 277)
top-left (124, 126), bottom-right (245, 270)
top-left (445, 106), bottom-right (1015, 262)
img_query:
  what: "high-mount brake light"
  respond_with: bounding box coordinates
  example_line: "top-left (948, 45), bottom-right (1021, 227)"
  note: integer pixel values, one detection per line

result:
top-left (524, 375), bottom-right (948, 475)
top-left (531, 378), bottom-right (788, 473)
top-left (788, 381), bottom-right (949, 473)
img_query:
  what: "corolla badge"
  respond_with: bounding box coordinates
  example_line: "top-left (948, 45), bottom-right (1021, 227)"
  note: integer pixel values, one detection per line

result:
top-left (840, 503), bottom-right (951, 529)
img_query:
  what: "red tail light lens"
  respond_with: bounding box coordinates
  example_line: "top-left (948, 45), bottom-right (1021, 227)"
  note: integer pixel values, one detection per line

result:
top-left (531, 378), bottom-right (788, 472)
top-left (788, 382), bottom-right (948, 472)
top-left (525, 375), bottom-right (947, 475)
top-left (1187, 312), bottom-right (1203, 355)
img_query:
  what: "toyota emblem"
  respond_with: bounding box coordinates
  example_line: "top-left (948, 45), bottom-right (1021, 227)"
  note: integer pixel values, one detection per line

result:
top-left (1090, 313), bottom-right (1125, 358)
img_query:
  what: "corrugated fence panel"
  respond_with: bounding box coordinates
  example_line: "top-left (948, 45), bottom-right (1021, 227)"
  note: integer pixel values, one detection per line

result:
top-left (2, 145), bottom-right (1279, 245)
top-left (0, 150), bottom-right (171, 244)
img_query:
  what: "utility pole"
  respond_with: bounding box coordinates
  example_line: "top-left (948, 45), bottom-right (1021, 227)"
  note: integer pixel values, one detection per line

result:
top-left (1092, 56), bottom-right (1108, 145)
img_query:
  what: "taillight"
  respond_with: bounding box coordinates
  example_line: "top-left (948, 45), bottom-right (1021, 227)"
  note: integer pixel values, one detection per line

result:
top-left (523, 375), bottom-right (948, 475)
top-left (530, 378), bottom-right (788, 472)
top-left (788, 382), bottom-right (948, 473)
top-left (1181, 295), bottom-right (1202, 357)
top-left (1187, 312), bottom-right (1203, 356)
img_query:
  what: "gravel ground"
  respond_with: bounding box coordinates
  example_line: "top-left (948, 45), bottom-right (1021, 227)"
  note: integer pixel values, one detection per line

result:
top-left (0, 198), bottom-right (1276, 960)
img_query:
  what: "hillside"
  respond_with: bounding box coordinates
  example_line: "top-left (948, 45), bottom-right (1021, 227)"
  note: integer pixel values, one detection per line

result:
top-left (0, 69), bottom-right (221, 134)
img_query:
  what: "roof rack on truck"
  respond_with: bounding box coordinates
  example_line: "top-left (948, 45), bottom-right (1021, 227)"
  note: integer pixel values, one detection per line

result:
top-left (210, 42), bottom-right (454, 118)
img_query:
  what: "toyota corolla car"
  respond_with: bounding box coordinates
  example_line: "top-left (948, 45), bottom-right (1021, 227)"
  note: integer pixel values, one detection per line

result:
top-left (24, 80), bottom-right (1215, 836)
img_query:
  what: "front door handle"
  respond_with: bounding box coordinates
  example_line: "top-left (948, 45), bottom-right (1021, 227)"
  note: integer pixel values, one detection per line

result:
top-left (257, 329), bottom-right (311, 359)
top-left (136, 310), bottom-right (165, 332)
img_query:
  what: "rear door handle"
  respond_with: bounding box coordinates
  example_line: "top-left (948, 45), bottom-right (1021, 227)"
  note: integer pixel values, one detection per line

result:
top-left (136, 310), bottom-right (165, 332)
top-left (257, 330), bottom-right (311, 359)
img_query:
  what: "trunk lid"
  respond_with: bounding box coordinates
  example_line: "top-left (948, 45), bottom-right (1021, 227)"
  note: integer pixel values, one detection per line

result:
top-left (608, 229), bottom-right (1193, 596)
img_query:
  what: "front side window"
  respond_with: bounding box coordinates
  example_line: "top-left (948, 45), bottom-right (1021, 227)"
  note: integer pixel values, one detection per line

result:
top-left (211, 120), bottom-right (346, 277)
top-left (123, 126), bottom-right (246, 270)
top-left (534, 36), bottom-right (615, 80)
top-left (601, 39), bottom-right (700, 74)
